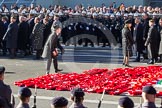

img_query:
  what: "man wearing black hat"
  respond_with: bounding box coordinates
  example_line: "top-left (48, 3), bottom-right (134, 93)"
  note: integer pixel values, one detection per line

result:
top-left (118, 96), bottom-right (134, 108)
top-left (16, 87), bottom-right (32, 108)
top-left (69, 87), bottom-right (87, 108)
top-left (51, 96), bottom-right (68, 108)
top-left (0, 66), bottom-right (14, 108)
top-left (142, 85), bottom-right (156, 108)
top-left (42, 22), bottom-right (63, 74)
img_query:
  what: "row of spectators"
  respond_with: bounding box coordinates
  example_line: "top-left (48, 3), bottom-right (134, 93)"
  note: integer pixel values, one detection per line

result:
top-left (0, 66), bottom-right (158, 108)
top-left (1, 3), bottom-right (162, 15)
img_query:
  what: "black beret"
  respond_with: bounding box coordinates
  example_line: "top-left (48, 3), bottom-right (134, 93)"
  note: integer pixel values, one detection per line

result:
top-left (0, 66), bottom-right (5, 74)
top-left (18, 87), bottom-right (32, 97)
top-left (119, 97), bottom-right (134, 108)
top-left (125, 19), bottom-right (132, 24)
top-left (0, 97), bottom-right (5, 107)
top-left (71, 87), bottom-right (85, 97)
top-left (51, 97), bottom-right (68, 107)
top-left (142, 85), bottom-right (156, 94)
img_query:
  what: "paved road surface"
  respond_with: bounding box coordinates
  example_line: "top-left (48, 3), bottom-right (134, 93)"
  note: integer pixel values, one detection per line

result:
top-left (0, 46), bottom-right (162, 108)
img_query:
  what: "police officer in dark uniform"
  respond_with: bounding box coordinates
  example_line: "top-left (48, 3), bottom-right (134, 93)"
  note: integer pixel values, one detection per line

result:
top-left (110, 14), bottom-right (117, 42)
top-left (0, 66), bottom-right (14, 108)
top-left (101, 13), bottom-right (111, 47)
top-left (16, 87), bottom-right (32, 108)
top-left (77, 11), bottom-right (87, 45)
top-left (115, 13), bottom-right (123, 45)
top-left (51, 96), bottom-right (68, 108)
top-left (66, 12), bottom-right (75, 46)
top-left (96, 13), bottom-right (106, 46)
top-left (69, 87), bottom-right (87, 108)
top-left (83, 12), bottom-right (94, 47)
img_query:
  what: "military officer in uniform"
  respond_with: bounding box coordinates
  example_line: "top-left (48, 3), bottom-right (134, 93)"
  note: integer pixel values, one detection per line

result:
top-left (16, 87), bottom-right (32, 108)
top-left (0, 66), bottom-right (14, 108)
top-left (51, 97), bottom-right (68, 108)
top-left (69, 87), bottom-right (87, 108)
top-left (142, 85), bottom-right (156, 108)
top-left (118, 97), bottom-right (134, 108)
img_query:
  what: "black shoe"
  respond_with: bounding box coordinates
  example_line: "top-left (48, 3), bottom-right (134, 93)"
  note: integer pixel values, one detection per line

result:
top-left (122, 63), bottom-right (125, 66)
top-left (9, 55), bottom-right (15, 59)
top-left (147, 60), bottom-right (154, 64)
top-left (46, 71), bottom-right (49, 75)
top-left (133, 59), bottom-right (140, 62)
top-left (125, 64), bottom-right (132, 67)
top-left (55, 69), bottom-right (63, 73)
top-left (2, 52), bottom-right (6, 56)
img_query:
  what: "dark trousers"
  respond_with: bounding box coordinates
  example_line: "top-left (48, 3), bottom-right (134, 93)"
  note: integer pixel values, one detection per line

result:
top-left (2, 40), bottom-right (7, 55)
top-left (9, 48), bottom-right (16, 58)
top-left (160, 54), bottom-right (162, 62)
top-left (147, 44), bottom-right (158, 61)
top-left (35, 49), bottom-right (42, 59)
top-left (46, 57), bottom-right (58, 71)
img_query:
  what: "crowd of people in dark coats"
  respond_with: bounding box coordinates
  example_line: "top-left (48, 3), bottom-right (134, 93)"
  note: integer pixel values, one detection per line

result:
top-left (0, 3), bottom-right (161, 64)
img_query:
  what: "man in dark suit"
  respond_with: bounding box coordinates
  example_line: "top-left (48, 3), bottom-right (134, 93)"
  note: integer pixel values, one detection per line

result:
top-left (27, 14), bottom-right (35, 55)
top-left (133, 17), bottom-right (144, 62)
top-left (145, 19), bottom-right (159, 64)
top-left (42, 23), bottom-right (63, 74)
top-left (142, 13), bottom-right (150, 59)
top-left (3, 16), bottom-right (18, 59)
top-left (1, 16), bottom-right (9, 56)
top-left (0, 15), bottom-right (4, 55)
top-left (0, 66), bottom-right (14, 108)
top-left (42, 17), bottom-right (51, 47)
top-left (17, 16), bottom-right (29, 57)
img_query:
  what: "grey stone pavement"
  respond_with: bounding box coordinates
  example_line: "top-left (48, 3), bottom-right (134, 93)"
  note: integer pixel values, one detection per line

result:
top-left (0, 46), bottom-right (162, 108)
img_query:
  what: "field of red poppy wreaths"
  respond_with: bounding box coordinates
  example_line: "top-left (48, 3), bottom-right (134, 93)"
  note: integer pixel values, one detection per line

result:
top-left (14, 66), bottom-right (162, 96)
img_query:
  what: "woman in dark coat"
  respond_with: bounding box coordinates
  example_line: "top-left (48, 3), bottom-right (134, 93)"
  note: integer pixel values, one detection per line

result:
top-left (122, 19), bottom-right (134, 67)
top-left (30, 17), bottom-right (43, 59)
